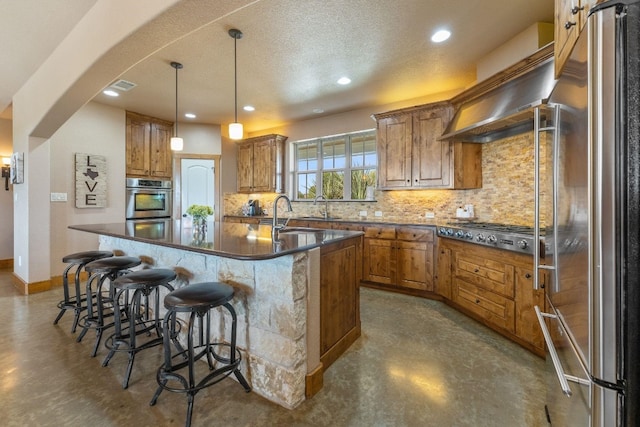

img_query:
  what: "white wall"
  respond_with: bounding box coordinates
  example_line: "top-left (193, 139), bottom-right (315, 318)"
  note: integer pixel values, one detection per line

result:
top-left (49, 102), bottom-right (126, 275)
top-left (0, 118), bottom-right (13, 261)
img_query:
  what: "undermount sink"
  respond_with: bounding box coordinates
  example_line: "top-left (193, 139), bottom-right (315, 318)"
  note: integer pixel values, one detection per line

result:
top-left (298, 216), bottom-right (341, 221)
top-left (278, 227), bottom-right (324, 234)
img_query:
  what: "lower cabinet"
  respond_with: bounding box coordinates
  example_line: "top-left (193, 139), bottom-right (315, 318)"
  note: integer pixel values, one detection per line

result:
top-left (363, 225), bottom-right (435, 292)
top-left (438, 238), bottom-right (545, 355)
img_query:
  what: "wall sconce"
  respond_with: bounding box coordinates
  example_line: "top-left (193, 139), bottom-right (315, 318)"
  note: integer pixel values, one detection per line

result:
top-left (1, 157), bottom-right (10, 191)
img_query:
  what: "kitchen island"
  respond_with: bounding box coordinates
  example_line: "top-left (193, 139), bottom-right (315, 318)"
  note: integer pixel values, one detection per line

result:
top-left (69, 220), bottom-right (363, 409)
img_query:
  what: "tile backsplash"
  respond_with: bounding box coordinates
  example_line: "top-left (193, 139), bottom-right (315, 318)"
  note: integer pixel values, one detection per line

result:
top-left (224, 132), bottom-right (537, 226)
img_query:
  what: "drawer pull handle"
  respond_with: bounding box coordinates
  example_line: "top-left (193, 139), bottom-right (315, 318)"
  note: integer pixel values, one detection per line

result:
top-left (475, 299), bottom-right (480, 304)
top-left (474, 268), bottom-right (480, 273)
top-left (565, 21), bottom-right (576, 29)
top-left (525, 273), bottom-right (532, 279)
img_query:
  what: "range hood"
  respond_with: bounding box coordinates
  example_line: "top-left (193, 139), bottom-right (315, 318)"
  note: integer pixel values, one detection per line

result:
top-left (440, 58), bottom-right (557, 143)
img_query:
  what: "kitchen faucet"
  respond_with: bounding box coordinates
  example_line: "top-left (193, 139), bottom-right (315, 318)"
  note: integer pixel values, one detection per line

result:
top-left (272, 194), bottom-right (293, 241)
top-left (313, 195), bottom-right (329, 219)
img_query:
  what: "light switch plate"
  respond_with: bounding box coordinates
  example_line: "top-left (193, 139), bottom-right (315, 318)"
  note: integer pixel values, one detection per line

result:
top-left (50, 192), bottom-right (67, 202)
top-left (374, 211), bottom-right (383, 217)
top-left (359, 210), bottom-right (367, 217)
top-left (425, 212), bottom-right (435, 218)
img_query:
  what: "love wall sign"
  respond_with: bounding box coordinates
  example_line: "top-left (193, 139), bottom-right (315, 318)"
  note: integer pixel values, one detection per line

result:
top-left (75, 153), bottom-right (107, 208)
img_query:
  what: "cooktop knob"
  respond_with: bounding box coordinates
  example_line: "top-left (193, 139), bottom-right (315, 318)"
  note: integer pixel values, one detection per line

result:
top-left (446, 228), bottom-right (454, 236)
top-left (465, 232), bottom-right (473, 239)
top-left (518, 240), bottom-right (528, 249)
top-left (455, 230), bottom-right (465, 238)
top-left (487, 235), bottom-right (497, 244)
top-left (476, 233), bottom-right (485, 242)
top-left (439, 227), bottom-right (447, 234)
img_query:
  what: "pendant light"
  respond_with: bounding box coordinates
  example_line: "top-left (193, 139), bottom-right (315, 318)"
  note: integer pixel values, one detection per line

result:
top-left (170, 61), bottom-right (184, 151)
top-left (228, 28), bottom-right (244, 140)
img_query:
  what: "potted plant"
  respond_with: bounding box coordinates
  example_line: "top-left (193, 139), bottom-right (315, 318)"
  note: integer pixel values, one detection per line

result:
top-left (186, 205), bottom-right (213, 240)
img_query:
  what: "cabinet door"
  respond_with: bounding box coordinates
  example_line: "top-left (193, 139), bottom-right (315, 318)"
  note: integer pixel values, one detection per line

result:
top-left (126, 116), bottom-right (150, 176)
top-left (237, 141), bottom-right (254, 192)
top-left (412, 107), bottom-right (452, 187)
top-left (251, 139), bottom-right (275, 192)
top-left (515, 266), bottom-right (545, 352)
top-left (555, 0), bottom-right (581, 76)
top-left (396, 240), bottom-right (432, 291)
top-left (436, 245), bottom-right (452, 299)
top-left (149, 121), bottom-right (173, 178)
top-left (363, 238), bottom-right (395, 285)
top-left (377, 114), bottom-right (412, 188)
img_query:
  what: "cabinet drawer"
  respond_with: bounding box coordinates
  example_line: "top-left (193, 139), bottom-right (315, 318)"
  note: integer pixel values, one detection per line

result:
top-left (364, 226), bottom-right (396, 239)
top-left (332, 222), bottom-right (364, 231)
top-left (396, 227), bottom-right (434, 242)
top-left (454, 253), bottom-right (515, 298)
top-left (452, 279), bottom-right (515, 333)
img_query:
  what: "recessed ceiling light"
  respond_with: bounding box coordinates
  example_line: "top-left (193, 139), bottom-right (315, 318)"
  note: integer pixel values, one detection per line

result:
top-left (184, 113), bottom-right (196, 119)
top-left (243, 105), bottom-right (255, 112)
top-left (337, 77), bottom-right (351, 85)
top-left (103, 90), bottom-right (119, 97)
top-left (431, 29), bottom-right (451, 43)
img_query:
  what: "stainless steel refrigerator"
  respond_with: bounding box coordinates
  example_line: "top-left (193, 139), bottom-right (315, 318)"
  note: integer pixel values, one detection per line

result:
top-left (534, 1), bottom-right (640, 425)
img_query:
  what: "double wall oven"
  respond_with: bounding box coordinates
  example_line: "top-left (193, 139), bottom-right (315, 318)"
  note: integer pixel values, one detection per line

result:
top-left (125, 178), bottom-right (172, 220)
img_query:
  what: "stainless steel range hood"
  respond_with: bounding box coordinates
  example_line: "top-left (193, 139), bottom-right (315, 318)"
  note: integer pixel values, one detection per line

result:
top-left (440, 57), bottom-right (557, 143)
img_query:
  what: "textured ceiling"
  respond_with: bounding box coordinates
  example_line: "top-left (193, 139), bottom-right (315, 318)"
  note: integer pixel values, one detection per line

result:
top-left (1, 0), bottom-right (554, 133)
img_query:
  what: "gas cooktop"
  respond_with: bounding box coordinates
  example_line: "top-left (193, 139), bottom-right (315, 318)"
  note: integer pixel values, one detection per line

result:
top-left (437, 221), bottom-right (538, 254)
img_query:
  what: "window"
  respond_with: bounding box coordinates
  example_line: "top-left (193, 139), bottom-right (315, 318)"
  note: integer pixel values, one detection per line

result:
top-left (293, 130), bottom-right (376, 200)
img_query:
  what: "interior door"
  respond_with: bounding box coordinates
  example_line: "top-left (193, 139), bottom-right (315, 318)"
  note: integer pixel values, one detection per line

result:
top-left (180, 158), bottom-right (215, 218)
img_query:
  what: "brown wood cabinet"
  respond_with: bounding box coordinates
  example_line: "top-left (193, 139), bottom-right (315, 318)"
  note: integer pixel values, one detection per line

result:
top-left (319, 235), bottom-right (362, 370)
top-left (126, 111), bottom-right (173, 178)
top-left (438, 238), bottom-right (545, 355)
top-left (555, 0), bottom-right (598, 76)
top-left (363, 225), bottom-right (435, 292)
top-left (373, 101), bottom-right (481, 190)
top-left (237, 134), bottom-right (287, 193)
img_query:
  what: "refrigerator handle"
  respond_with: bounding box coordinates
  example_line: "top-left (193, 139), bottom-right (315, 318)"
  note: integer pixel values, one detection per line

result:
top-left (534, 106), bottom-right (560, 290)
top-left (535, 306), bottom-right (573, 396)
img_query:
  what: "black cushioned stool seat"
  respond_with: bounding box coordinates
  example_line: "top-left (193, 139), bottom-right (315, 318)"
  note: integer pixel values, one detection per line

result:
top-left (150, 282), bottom-right (251, 427)
top-left (54, 250), bottom-right (113, 333)
top-left (102, 268), bottom-right (177, 389)
top-left (76, 256), bottom-right (142, 357)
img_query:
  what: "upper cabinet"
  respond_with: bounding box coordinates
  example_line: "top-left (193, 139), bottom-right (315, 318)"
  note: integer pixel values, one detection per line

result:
top-left (126, 111), bottom-right (173, 179)
top-left (555, 0), bottom-right (598, 76)
top-left (237, 134), bottom-right (287, 193)
top-left (373, 102), bottom-right (481, 190)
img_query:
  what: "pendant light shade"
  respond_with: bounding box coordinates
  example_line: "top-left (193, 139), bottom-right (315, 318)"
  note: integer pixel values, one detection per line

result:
top-left (170, 61), bottom-right (184, 151)
top-left (229, 28), bottom-right (243, 140)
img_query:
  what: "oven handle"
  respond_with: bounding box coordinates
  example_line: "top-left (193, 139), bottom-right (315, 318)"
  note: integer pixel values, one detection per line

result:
top-left (535, 306), bottom-right (573, 396)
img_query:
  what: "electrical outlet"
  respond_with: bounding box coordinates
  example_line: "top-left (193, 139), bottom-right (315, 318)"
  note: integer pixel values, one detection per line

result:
top-left (374, 211), bottom-right (383, 217)
top-left (359, 210), bottom-right (367, 217)
top-left (425, 212), bottom-right (435, 219)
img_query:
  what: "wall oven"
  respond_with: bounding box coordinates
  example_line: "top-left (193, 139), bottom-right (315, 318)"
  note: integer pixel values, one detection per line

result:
top-left (125, 178), bottom-right (172, 220)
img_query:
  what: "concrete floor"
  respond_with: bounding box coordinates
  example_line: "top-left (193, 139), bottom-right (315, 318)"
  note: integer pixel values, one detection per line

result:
top-left (0, 268), bottom-right (547, 426)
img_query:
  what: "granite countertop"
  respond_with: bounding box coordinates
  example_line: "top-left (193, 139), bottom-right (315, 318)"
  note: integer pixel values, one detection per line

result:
top-left (224, 215), bottom-right (441, 227)
top-left (69, 220), bottom-right (363, 261)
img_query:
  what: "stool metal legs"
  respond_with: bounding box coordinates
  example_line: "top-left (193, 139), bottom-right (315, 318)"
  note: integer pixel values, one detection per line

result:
top-left (150, 304), bottom-right (250, 427)
top-left (53, 261), bottom-right (88, 333)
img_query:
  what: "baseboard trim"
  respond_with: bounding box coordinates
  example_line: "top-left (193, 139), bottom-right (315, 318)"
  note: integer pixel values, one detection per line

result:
top-left (0, 259), bottom-right (13, 269)
top-left (305, 363), bottom-right (324, 399)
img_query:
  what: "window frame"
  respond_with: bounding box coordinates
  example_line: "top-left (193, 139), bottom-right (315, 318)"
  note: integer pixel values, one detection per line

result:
top-left (291, 129), bottom-right (376, 201)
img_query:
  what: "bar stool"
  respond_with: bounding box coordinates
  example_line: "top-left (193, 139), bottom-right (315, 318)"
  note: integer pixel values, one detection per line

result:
top-left (76, 256), bottom-right (142, 357)
top-left (150, 282), bottom-right (251, 427)
top-left (53, 250), bottom-right (113, 333)
top-left (102, 268), bottom-right (177, 389)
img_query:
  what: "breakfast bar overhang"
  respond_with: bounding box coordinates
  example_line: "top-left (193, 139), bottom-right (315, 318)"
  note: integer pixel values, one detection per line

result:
top-left (69, 220), bottom-right (363, 409)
